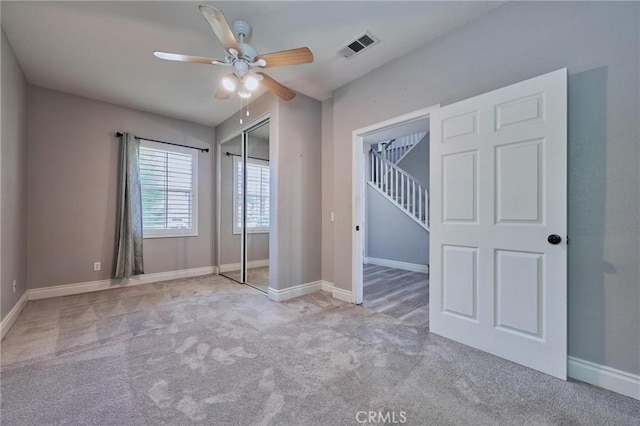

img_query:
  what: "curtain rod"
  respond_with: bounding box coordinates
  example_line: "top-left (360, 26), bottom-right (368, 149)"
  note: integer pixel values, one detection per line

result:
top-left (225, 152), bottom-right (269, 162)
top-left (116, 132), bottom-right (209, 153)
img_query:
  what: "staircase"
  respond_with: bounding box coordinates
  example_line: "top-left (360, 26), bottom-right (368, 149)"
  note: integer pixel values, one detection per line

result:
top-left (373, 132), bottom-right (427, 164)
top-left (368, 148), bottom-right (429, 231)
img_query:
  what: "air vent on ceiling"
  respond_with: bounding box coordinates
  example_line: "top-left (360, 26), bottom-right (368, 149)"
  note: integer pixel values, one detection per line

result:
top-left (337, 31), bottom-right (380, 60)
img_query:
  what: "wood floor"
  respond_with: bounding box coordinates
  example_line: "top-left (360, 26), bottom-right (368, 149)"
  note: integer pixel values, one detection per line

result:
top-left (363, 263), bottom-right (429, 327)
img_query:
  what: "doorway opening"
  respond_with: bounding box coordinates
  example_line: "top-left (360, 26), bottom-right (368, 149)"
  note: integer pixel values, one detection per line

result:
top-left (218, 117), bottom-right (271, 294)
top-left (352, 106), bottom-right (438, 327)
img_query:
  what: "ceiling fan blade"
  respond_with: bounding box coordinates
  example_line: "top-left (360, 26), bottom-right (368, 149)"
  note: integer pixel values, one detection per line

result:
top-left (257, 47), bottom-right (313, 68)
top-left (214, 88), bottom-right (231, 100)
top-left (257, 72), bottom-right (296, 101)
top-left (199, 5), bottom-right (240, 52)
top-left (154, 51), bottom-right (224, 65)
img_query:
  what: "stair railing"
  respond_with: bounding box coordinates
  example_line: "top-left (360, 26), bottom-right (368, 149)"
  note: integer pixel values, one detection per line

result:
top-left (369, 149), bottom-right (429, 230)
top-left (377, 132), bottom-right (427, 164)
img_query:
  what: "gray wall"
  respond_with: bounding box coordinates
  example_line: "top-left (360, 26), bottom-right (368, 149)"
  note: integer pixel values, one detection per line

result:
top-left (321, 99), bottom-right (334, 284)
top-left (327, 2), bottom-right (640, 375)
top-left (397, 133), bottom-right (429, 186)
top-left (276, 94), bottom-right (322, 290)
top-left (219, 135), bottom-right (269, 266)
top-left (366, 186), bottom-right (428, 265)
top-left (1, 30), bottom-right (28, 319)
top-left (27, 86), bottom-right (215, 289)
top-left (216, 92), bottom-right (322, 291)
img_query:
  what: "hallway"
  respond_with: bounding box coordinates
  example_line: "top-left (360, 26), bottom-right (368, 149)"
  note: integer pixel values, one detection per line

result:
top-left (363, 264), bottom-right (429, 327)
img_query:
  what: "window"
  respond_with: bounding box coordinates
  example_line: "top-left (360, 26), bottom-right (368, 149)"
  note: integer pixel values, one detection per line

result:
top-left (139, 140), bottom-right (198, 238)
top-left (233, 156), bottom-right (269, 234)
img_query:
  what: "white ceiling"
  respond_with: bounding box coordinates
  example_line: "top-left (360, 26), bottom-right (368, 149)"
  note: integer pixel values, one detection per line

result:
top-left (1, 1), bottom-right (504, 127)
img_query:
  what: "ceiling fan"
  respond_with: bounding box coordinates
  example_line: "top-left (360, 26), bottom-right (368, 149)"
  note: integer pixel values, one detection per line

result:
top-left (153, 5), bottom-right (313, 101)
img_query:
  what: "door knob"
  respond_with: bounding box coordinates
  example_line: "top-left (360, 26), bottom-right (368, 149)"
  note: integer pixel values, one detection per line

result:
top-left (547, 234), bottom-right (562, 245)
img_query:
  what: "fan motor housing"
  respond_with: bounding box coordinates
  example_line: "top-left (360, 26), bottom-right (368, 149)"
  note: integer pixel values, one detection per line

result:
top-left (233, 20), bottom-right (252, 40)
top-left (233, 60), bottom-right (250, 77)
top-left (239, 43), bottom-right (257, 60)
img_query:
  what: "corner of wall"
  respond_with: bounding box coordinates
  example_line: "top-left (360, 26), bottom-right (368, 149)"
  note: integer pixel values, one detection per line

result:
top-left (321, 98), bottom-right (335, 284)
top-left (1, 28), bottom-right (29, 322)
top-left (274, 92), bottom-right (322, 290)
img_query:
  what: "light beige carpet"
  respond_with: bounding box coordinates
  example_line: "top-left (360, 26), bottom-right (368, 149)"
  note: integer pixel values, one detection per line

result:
top-left (2, 274), bottom-right (638, 425)
top-left (222, 266), bottom-right (269, 293)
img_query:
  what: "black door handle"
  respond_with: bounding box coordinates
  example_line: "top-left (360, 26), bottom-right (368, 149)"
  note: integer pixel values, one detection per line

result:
top-left (548, 234), bottom-right (562, 245)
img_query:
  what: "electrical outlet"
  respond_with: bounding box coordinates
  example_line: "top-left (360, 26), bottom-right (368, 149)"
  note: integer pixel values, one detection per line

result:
top-left (12, 280), bottom-right (16, 293)
top-left (93, 262), bottom-right (101, 271)
top-left (331, 212), bottom-right (335, 222)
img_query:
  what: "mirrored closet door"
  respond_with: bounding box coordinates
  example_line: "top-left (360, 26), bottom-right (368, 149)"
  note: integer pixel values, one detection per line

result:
top-left (219, 119), bottom-right (270, 293)
top-left (244, 121), bottom-right (270, 292)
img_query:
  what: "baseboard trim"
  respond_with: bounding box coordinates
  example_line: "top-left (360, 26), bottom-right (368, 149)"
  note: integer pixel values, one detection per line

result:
top-left (268, 280), bottom-right (323, 302)
top-left (365, 257), bottom-right (429, 274)
top-left (321, 280), bottom-right (334, 293)
top-left (568, 356), bottom-right (639, 400)
top-left (319, 281), bottom-right (354, 303)
top-left (28, 266), bottom-right (216, 301)
top-left (219, 259), bottom-right (269, 273)
top-left (0, 291), bottom-right (29, 340)
top-left (332, 287), bottom-right (354, 303)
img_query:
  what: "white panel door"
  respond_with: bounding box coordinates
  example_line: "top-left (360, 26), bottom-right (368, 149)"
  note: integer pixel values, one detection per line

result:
top-left (429, 69), bottom-right (567, 379)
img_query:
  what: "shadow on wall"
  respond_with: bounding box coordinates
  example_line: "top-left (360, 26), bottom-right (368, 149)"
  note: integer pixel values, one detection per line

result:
top-left (567, 67), bottom-right (606, 365)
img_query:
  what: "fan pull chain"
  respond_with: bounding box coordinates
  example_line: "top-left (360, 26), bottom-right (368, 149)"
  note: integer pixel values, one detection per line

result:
top-left (238, 94), bottom-right (250, 125)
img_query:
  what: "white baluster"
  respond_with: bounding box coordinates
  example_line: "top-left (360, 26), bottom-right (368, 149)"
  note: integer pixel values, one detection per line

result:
top-left (412, 180), bottom-right (416, 217)
top-left (394, 168), bottom-right (398, 203)
top-left (370, 152), bottom-right (373, 183)
top-left (401, 173), bottom-right (405, 208)
top-left (405, 176), bottom-right (408, 207)
top-left (391, 167), bottom-right (394, 198)
top-left (419, 186), bottom-right (422, 222)
top-left (373, 154), bottom-right (377, 186)
top-left (384, 161), bottom-right (388, 193)
top-left (426, 188), bottom-right (430, 226)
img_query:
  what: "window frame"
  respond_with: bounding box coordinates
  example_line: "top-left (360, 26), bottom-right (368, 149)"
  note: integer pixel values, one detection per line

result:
top-left (232, 155), bottom-right (270, 235)
top-left (139, 140), bottom-right (198, 239)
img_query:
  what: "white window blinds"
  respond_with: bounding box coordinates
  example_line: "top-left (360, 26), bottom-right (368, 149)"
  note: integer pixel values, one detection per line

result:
top-left (233, 156), bottom-right (269, 234)
top-left (139, 140), bottom-right (198, 237)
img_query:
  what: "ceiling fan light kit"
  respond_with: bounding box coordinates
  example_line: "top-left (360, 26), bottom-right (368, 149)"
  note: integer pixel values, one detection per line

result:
top-left (221, 75), bottom-right (237, 92)
top-left (153, 5), bottom-right (314, 101)
top-left (244, 75), bottom-right (259, 91)
top-left (238, 88), bottom-right (252, 99)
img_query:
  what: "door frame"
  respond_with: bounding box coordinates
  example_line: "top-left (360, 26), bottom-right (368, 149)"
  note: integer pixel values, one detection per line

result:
top-left (216, 113), bottom-right (271, 287)
top-left (351, 105), bottom-right (439, 304)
